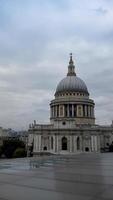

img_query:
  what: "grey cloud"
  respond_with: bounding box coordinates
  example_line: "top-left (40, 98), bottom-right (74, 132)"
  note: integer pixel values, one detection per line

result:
top-left (86, 69), bottom-right (113, 124)
top-left (87, 68), bottom-right (113, 95)
top-left (93, 7), bottom-right (108, 15)
top-left (0, 0), bottom-right (113, 129)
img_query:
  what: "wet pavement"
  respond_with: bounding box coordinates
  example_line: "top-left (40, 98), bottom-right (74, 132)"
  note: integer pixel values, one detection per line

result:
top-left (0, 153), bottom-right (113, 200)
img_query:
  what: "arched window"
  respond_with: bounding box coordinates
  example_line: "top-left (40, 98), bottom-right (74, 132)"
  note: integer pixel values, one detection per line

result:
top-left (51, 137), bottom-right (53, 149)
top-left (62, 137), bottom-right (67, 150)
top-left (43, 146), bottom-right (47, 151)
top-left (77, 137), bottom-right (80, 150)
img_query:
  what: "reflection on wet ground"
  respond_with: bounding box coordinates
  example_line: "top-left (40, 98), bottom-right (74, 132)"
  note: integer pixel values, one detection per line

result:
top-left (0, 153), bottom-right (113, 199)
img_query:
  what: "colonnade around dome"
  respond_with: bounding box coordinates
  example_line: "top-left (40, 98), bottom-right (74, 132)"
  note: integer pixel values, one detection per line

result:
top-left (50, 104), bottom-right (94, 119)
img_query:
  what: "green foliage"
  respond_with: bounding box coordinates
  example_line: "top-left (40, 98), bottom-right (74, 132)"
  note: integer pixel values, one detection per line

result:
top-left (0, 146), bottom-right (3, 157)
top-left (13, 148), bottom-right (26, 158)
top-left (1, 139), bottom-right (25, 158)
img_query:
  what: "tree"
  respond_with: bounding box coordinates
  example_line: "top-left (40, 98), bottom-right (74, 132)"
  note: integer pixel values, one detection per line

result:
top-left (109, 141), bottom-right (113, 152)
top-left (1, 139), bottom-right (25, 158)
top-left (13, 148), bottom-right (26, 158)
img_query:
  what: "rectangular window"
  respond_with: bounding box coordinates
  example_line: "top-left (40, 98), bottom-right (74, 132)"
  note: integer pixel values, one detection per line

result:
top-left (69, 104), bottom-right (72, 117)
top-left (83, 105), bottom-right (85, 117)
top-left (65, 105), bottom-right (67, 117)
top-left (74, 105), bottom-right (76, 117)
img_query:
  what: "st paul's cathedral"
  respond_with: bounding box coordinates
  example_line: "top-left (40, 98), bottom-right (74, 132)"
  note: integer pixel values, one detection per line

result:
top-left (28, 54), bottom-right (113, 154)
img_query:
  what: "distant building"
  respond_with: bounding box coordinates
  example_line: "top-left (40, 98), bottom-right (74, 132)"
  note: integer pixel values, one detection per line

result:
top-left (0, 127), bottom-right (11, 146)
top-left (28, 54), bottom-right (113, 154)
top-left (0, 127), bottom-right (28, 147)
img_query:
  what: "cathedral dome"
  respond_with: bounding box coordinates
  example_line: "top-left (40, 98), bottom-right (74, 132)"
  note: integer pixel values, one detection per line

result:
top-left (55, 54), bottom-right (89, 96)
top-left (55, 76), bottom-right (89, 95)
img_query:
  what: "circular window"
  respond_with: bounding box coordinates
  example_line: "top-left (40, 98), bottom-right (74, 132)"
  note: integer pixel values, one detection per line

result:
top-left (62, 121), bottom-right (66, 125)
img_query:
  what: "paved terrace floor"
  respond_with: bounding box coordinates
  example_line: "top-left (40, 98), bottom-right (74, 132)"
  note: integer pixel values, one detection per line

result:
top-left (0, 153), bottom-right (113, 200)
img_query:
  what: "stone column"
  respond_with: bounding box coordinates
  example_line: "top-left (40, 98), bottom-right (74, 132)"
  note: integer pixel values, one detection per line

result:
top-left (55, 135), bottom-right (57, 152)
top-left (94, 136), bottom-right (97, 151)
top-left (63, 105), bottom-right (65, 117)
top-left (36, 135), bottom-right (38, 152)
top-left (71, 135), bottom-right (74, 152)
top-left (92, 107), bottom-right (94, 117)
top-left (53, 106), bottom-right (55, 118)
top-left (77, 105), bottom-right (79, 117)
top-left (54, 135), bottom-right (59, 153)
top-left (55, 106), bottom-right (57, 117)
top-left (59, 106), bottom-right (61, 117)
top-left (69, 135), bottom-right (73, 152)
top-left (59, 105), bottom-right (64, 117)
top-left (88, 106), bottom-right (90, 117)
top-left (90, 106), bottom-right (92, 117)
top-left (38, 135), bottom-right (41, 151)
top-left (53, 135), bottom-right (55, 152)
top-left (89, 106), bottom-right (91, 117)
top-left (59, 106), bottom-right (60, 117)
top-left (77, 105), bottom-right (83, 117)
top-left (33, 135), bottom-right (36, 152)
top-left (81, 105), bottom-right (83, 117)
top-left (56, 135), bottom-right (59, 152)
top-left (74, 136), bottom-right (77, 152)
top-left (64, 105), bottom-right (66, 117)
top-left (85, 105), bottom-right (87, 117)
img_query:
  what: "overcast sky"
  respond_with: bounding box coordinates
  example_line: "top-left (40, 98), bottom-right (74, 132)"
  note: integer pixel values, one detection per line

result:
top-left (0, 0), bottom-right (113, 130)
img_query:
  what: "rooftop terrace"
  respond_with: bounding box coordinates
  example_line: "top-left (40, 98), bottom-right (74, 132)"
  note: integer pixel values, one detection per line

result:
top-left (0, 153), bottom-right (113, 200)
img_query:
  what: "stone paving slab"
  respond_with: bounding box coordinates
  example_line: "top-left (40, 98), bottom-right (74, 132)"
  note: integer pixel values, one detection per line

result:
top-left (0, 153), bottom-right (113, 200)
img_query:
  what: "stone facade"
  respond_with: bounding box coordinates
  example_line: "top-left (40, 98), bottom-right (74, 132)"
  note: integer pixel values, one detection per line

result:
top-left (28, 55), bottom-right (113, 154)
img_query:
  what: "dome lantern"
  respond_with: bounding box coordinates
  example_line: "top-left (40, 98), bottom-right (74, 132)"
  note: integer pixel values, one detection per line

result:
top-left (67, 53), bottom-right (76, 76)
